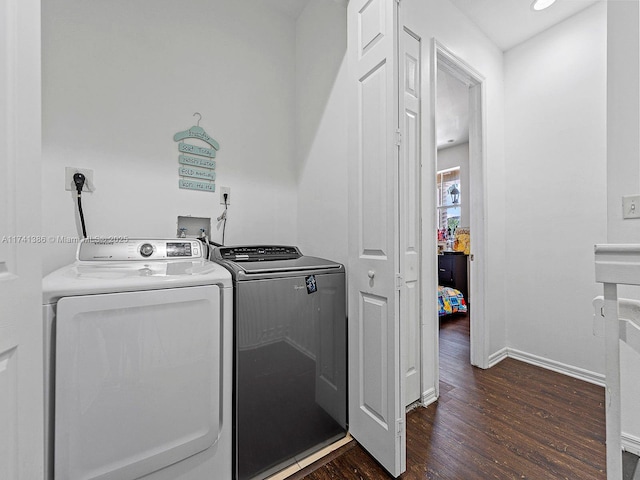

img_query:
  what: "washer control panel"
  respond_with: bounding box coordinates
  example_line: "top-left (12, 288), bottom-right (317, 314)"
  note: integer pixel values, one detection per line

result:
top-left (215, 245), bottom-right (301, 262)
top-left (78, 239), bottom-right (203, 261)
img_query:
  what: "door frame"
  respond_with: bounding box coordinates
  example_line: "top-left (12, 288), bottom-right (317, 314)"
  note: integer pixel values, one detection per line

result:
top-left (0, 0), bottom-right (44, 478)
top-left (426, 39), bottom-right (488, 399)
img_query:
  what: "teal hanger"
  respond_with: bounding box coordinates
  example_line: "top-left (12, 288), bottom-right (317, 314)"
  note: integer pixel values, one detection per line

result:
top-left (173, 113), bottom-right (220, 151)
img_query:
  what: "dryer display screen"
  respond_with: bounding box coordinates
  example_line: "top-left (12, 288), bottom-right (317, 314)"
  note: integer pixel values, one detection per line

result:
top-left (166, 242), bottom-right (192, 257)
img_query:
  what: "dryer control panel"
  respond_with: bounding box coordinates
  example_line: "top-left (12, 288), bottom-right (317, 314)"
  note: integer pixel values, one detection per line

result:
top-left (77, 238), bottom-right (204, 261)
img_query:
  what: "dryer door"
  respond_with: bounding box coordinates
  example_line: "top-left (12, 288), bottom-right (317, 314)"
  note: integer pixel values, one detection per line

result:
top-left (55, 285), bottom-right (221, 480)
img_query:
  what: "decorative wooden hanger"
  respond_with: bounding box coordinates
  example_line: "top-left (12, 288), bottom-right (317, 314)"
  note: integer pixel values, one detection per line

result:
top-left (173, 113), bottom-right (220, 151)
top-left (175, 113), bottom-right (219, 193)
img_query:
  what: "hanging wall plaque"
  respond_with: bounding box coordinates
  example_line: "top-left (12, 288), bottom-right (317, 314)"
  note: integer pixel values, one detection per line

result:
top-left (174, 113), bottom-right (220, 193)
top-left (179, 154), bottom-right (216, 169)
top-left (178, 166), bottom-right (216, 181)
top-left (179, 179), bottom-right (216, 192)
top-left (178, 142), bottom-right (216, 158)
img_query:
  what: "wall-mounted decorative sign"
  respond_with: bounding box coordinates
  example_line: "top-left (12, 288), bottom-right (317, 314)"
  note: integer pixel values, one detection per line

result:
top-left (174, 113), bottom-right (220, 192)
top-left (178, 165), bottom-right (216, 181)
top-left (178, 142), bottom-right (216, 158)
top-left (179, 154), bottom-right (216, 169)
top-left (179, 179), bottom-right (216, 192)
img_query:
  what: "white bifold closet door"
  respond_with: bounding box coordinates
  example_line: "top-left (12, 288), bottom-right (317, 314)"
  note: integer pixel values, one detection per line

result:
top-left (347, 0), bottom-right (406, 477)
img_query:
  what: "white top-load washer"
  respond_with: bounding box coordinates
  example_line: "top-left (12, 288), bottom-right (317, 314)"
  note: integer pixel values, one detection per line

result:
top-left (42, 238), bottom-right (232, 480)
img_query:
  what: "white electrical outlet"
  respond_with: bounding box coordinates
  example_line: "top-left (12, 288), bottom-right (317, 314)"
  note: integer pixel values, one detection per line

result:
top-left (220, 186), bottom-right (231, 205)
top-left (65, 167), bottom-right (94, 192)
top-left (623, 195), bottom-right (640, 219)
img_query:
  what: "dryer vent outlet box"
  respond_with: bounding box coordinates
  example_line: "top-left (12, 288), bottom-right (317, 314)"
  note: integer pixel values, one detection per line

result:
top-left (177, 216), bottom-right (211, 239)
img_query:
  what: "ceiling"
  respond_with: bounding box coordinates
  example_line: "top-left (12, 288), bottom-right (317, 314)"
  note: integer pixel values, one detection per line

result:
top-left (437, 69), bottom-right (469, 150)
top-left (268, 0), bottom-right (599, 48)
top-left (449, 0), bottom-right (600, 51)
top-left (264, 0), bottom-right (601, 148)
top-left (437, 0), bottom-right (601, 149)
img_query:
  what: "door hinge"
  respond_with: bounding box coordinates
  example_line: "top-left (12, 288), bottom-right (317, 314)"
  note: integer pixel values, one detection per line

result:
top-left (396, 418), bottom-right (404, 437)
top-left (395, 274), bottom-right (404, 290)
top-left (470, 254), bottom-right (474, 261)
top-left (395, 129), bottom-right (402, 146)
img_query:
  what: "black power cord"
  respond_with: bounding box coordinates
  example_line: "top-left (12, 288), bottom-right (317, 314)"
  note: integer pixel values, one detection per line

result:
top-left (216, 193), bottom-right (229, 246)
top-left (73, 173), bottom-right (88, 238)
top-left (222, 193), bottom-right (228, 245)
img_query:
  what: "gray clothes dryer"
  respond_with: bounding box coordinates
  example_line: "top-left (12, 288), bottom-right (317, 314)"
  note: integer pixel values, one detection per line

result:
top-left (210, 246), bottom-right (347, 480)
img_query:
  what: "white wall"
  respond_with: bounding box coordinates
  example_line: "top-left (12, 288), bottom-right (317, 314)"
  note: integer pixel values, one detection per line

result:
top-left (295, 0), bottom-right (349, 267)
top-left (403, 0), bottom-right (507, 389)
top-left (608, 1), bottom-right (640, 246)
top-left (504, 2), bottom-right (607, 377)
top-left (41, 0), bottom-right (299, 274)
top-left (437, 142), bottom-right (470, 228)
top-left (607, 0), bottom-right (640, 454)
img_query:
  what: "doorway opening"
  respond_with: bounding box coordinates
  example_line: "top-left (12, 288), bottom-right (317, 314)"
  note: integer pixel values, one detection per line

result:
top-left (433, 41), bottom-right (487, 391)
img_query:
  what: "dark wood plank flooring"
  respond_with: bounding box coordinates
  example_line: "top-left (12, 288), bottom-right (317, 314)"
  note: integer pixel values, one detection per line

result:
top-left (296, 313), bottom-right (606, 479)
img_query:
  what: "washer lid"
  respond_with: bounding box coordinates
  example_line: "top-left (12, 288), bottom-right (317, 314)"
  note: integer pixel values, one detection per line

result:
top-left (211, 246), bottom-right (344, 280)
top-left (229, 256), bottom-right (342, 275)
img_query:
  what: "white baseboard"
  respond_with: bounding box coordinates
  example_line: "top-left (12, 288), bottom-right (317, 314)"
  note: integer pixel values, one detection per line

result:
top-left (623, 432), bottom-right (640, 457)
top-left (505, 348), bottom-right (605, 387)
top-left (488, 347), bottom-right (508, 368)
top-left (421, 387), bottom-right (437, 407)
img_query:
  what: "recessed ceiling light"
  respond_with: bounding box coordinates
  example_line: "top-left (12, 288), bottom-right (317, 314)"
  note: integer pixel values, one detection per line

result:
top-left (531, 0), bottom-right (556, 11)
